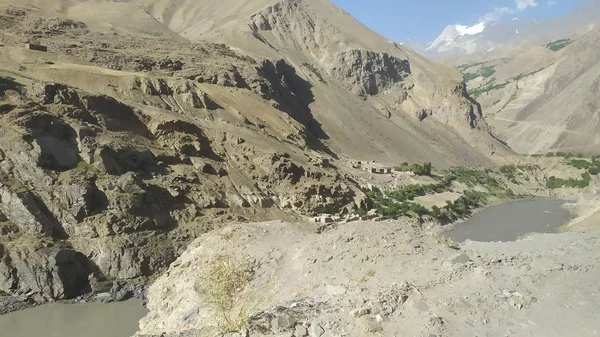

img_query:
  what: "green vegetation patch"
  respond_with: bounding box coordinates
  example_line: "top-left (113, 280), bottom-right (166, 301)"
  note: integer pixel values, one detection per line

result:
top-left (500, 91), bottom-right (518, 111)
top-left (566, 157), bottom-right (600, 176)
top-left (546, 39), bottom-right (572, 52)
top-left (540, 153), bottom-right (600, 176)
top-left (544, 152), bottom-right (584, 159)
top-left (395, 162), bottom-right (432, 176)
top-left (449, 167), bottom-right (517, 198)
top-left (480, 66), bottom-right (496, 78)
top-left (546, 173), bottom-right (591, 189)
top-left (511, 66), bottom-right (548, 82)
top-left (302, 62), bottom-right (327, 83)
top-left (456, 61), bottom-right (487, 71)
top-left (463, 72), bottom-right (479, 81)
top-left (462, 66), bottom-right (496, 82)
top-left (468, 81), bottom-right (509, 98)
top-left (534, 153), bottom-right (600, 189)
top-left (364, 165), bottom-right (524, 224)
top-left (212, 43), bottom-right (256, 64)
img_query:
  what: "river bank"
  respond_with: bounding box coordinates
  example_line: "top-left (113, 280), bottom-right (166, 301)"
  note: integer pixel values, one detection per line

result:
top-left (0, 280), bottom-right (147, 315)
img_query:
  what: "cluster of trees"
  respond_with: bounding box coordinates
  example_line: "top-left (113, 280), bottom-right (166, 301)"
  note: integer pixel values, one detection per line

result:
top-left (567, 158), bottom-right (600, 176)
top-left (447, 167), bottom-right (506, 195)
top-left (546, 173), bottom-right (592, 189)
top-left (543, 152), bottom-right (585, 158)
top-left (430, 191), bottom-right (487, 224)
top-left (375, 200), bottom-right (429, 218)
top-left (544, 156), bottom-right (600, 189)
top-left (366, 172), bottom-right (490, 222)
top-left (367, 176), bottom-right (454, 205)
top-left (369, 189), bottom-right (488, 223)
top-left (395, 162), bottom-right (433, 176)
top-left (364, 165), bottom-right (520, 223)
top-left (500, 165), bottom-right (519, 183)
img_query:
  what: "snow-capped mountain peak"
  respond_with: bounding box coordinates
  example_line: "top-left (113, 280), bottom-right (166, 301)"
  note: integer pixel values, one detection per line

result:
top-left (426, 22), bottom-right (486, 51)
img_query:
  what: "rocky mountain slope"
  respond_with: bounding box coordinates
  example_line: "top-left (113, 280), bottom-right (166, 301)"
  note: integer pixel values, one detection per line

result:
top-left (132, 0), bottom-right (510, 164)
top-left (462, 28), bottom-right (600, 155)
top-left (0, 0), bottom-right (511, 310)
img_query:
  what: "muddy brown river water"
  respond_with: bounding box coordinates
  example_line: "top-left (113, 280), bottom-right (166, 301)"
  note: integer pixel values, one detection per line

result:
top-left (447, 199), bottom-right (572, 242)
top-left (0, 300), bottom-right (148, 337)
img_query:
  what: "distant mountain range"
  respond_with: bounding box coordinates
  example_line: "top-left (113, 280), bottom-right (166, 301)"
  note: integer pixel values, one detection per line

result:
top-left (416, 0), bottom-right (600, 59)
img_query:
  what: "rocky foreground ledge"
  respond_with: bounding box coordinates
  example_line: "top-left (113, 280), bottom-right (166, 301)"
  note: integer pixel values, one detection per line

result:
top-left (135, 220), bottom-right (600, 337)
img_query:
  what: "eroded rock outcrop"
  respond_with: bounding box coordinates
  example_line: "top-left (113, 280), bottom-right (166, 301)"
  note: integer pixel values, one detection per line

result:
top-left (0, 184), bottom-right (60, 237)
top-left (0, 243), bottom-right (92, 300)
top-left (122, 77), bottom-right (221, 112)
top-left (327, 49), bottom-right (411, 98)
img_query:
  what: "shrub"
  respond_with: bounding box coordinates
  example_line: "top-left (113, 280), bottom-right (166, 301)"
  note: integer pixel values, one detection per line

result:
top-left (432, 232), bottom-right (459, 249)
top-left (500, 164), bottom-right (518, 180)
top-left (302, 63), bottom-right (327, 83)
top-left (195, 255), bottom-right (254, 333)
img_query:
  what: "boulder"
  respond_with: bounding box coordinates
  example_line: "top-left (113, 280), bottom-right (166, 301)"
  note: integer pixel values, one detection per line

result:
top-left (54, 178), bottom-right (107, 221)
top-left (71, 234), bottom-right (179, 280)
top-left (307, 322), bottom-right (325, 337)
top-left (0, 244), bottom-right (92, 300)
top-left (0, 185), bottom-right (59, 237)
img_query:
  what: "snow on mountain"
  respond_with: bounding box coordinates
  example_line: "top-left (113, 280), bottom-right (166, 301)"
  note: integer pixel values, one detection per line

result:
top-left (423, 0), bottom-right (600, 59)
top-left (426, 23), bottom-right (486, 51)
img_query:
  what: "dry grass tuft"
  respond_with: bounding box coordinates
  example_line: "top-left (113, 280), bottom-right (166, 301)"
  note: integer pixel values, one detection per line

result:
top-left (195, 254), bottom-right (254, 333)
top-left (432, 232), bottom-right (460, 250)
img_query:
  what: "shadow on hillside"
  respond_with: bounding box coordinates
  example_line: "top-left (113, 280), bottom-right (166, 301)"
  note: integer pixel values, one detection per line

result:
top-left (257, 60), bottom-right (337, 158)
top-left (0, 77), bottom-right (24, 96)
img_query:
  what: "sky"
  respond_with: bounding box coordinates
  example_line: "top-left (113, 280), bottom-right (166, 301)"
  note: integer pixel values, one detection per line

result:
top-left (330, 0), bottom-right (592, 42)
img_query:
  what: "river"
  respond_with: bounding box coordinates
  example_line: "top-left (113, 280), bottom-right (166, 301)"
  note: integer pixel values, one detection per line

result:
top-left (447, 199), bottom-right (572, 242)
top-left (0, 300), bottom-right (148, 337)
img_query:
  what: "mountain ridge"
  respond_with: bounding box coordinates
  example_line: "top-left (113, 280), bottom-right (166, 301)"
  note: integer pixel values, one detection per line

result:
top-left (423, 0), bottom-right (600, 60)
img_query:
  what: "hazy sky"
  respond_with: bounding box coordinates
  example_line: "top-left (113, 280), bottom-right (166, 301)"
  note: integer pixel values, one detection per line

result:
top-left (330, 0), bottom-right (592, 42)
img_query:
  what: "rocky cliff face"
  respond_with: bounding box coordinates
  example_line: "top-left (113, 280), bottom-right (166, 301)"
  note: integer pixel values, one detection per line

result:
top-left (324, 49), bottom-right (487, 131)
top-left (327, 50), bottom-right (411, 98)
